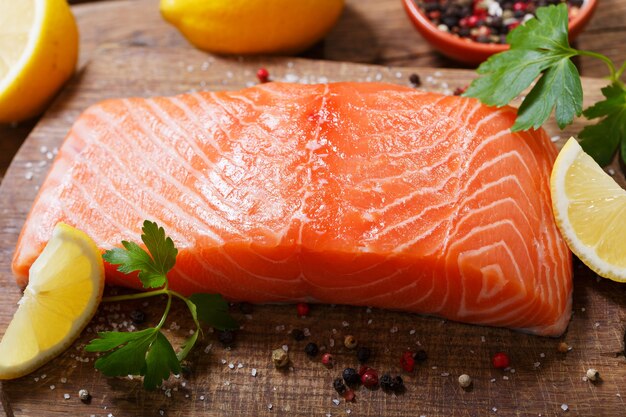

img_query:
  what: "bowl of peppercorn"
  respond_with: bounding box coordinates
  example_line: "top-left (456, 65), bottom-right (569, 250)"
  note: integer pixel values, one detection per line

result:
top-left (402, 0), bottom-right (597, 65)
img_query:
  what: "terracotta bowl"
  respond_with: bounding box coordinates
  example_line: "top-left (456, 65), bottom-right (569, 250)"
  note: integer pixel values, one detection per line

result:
top-left (402, 0), bottom-right (598, 65)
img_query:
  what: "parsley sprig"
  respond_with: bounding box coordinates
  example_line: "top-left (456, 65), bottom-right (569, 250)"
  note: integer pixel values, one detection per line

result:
top-left (465, 3), bottom-right (626, 167)
top-left (85, 220), bottom-right (237, 390)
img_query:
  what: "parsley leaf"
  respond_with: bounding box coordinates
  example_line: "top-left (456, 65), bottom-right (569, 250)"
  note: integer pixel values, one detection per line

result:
top-left (464, 4), bottom-right (583, 131)
top-left (144, 332), bottom-right (181, 390)
top-left (189, 293), bottom-right (239, 330)
top-left (103, 220), bottom-right (178, 288)
top-left (579, 82), bottom-right (626, 166)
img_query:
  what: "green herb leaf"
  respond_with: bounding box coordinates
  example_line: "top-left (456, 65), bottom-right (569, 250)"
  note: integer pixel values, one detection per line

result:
top-left (87, 329), bottom-right (157, 378)
top-left (103, 220), bottom-right (178, 288)
top-left (579, 82), bottom-right (626, 166)
top-left (189, 293), bottom-right (239, 330)
top-left (143, 332), bottom-right (181, 390)
top-left (464, 4), bottom-right (583, 131)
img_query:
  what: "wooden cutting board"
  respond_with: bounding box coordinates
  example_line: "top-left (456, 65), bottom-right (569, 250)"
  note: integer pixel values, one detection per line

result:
top-left (0, 46), bottom-right (625, 417)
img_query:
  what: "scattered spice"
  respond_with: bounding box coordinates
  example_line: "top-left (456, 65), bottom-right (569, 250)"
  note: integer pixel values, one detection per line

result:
top-left (291, 329), bottom-right (305, 341)
top-left (586, 368), bottom-right (600, 382)
top-left (400, 351), bottom-right (416, 372)
top-left (218, 330), bottom-right (236, 346)
top-left (458, 374), bottom-right (472, 388)
top-left (129, 310), bottom-right (146, 325)
top-left (78, 389), bottom-right (91, 403)
top-left (361, 368), bottom-right (379, 388)
top-left (453, 86), bottom-right (468, 96)
top-left (344, 335), bottom-right (358, 349)
top-left (333, 377), bottom-right (347, 395)
top-left (492, 352), bottom-right (510, 369)
top-left (380, 374), bottom-right (405, 393)
top-left (343, 389), bottom-right (356, 402)
top-left (557, 342), bottom-right (571, 353)
top-left (272, 348), bottom-right (289, 368)
top-left (305, 342), bottom-right (319, 357)
top-left (342, 368), bottom-right (361, 385)
top-left (356, 346), bottom-right (371, 363)
top-left (413, 349), bottom-right (428, 362)
top-left (257, 67), bottom-right (270, 83)
top-left (322, 353), bottom-right (334, 368)
top-left (409, 73), bottom-right (421, 87)
top-left (297, 302), bottom-right (310, 317)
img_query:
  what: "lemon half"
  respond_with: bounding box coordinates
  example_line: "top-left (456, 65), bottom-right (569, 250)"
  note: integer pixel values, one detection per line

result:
top-left (0, 223), bottom-right (104, 379)
top-left (551, 137), bottom-right (626, 282)
top-left (0, 0), bottom-right (78, 123)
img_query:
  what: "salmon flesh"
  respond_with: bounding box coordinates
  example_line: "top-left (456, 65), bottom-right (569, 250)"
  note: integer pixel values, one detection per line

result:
top-left (12, 82), bottom-right (572, 336)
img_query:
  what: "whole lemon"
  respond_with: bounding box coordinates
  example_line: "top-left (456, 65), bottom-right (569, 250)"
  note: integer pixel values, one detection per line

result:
top-left (0, 0), bottom-right (78, 123)
top-left (160, 0), bottom-right (345, 55)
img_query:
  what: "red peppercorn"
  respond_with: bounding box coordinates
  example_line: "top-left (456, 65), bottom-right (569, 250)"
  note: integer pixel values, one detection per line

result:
top-left (492, 352), bottom-right (510, 369)
top-left (256, 67), bottom-right (269, 83)
top-left (296, 302), bottom-right (310, 317)
top-left (321, 353), bottom-right (333, 368)
top-left (467, 15), bottom-right (479, 28)
top-left (343, 389), bottom-right (355, 402)
top-left (400, 351), bottom-right (415, 373)
top-left (428, 10), bottom-right (441, 20)
top-left (358, 365), bottom-right (372, 376)
top-left (458, 17), bottom-right (468, 28)
top-left (513, 2), bottom-right (527, 12)
top-left (361, 368), bottom-right (379, 388)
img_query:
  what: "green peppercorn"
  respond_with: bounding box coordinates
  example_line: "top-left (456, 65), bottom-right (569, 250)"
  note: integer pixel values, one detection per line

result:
top-left (272, 348), bottom-right (289, 368)
top-left (344, 335), bottom-right (357, 349)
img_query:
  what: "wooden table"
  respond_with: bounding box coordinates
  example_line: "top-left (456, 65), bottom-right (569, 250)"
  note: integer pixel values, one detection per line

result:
top-left (1, 0), bottom-right (626, 181)
top-left (1, 1), bottom-right (626, 416)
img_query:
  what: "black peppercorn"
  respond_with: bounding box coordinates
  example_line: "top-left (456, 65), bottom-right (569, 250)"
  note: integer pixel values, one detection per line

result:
top-left (218, 330), bottom-right (236, 346)
top-left (356, 346), bottom-right (371, 363)
top-left (291, 328), bottom-right (305, 341)
top-left (333, 377), bottom-right (347, 395)
top-left (380, 373), bottom-right (393, 391)
top-left (130, 310), bottom-right (145, 325)
top-left (413, 349), bottom-right (427, 362)
top-left (409, 73), bottom-right (421, 87)
top-left (392, 375), bottom-right (404, 393)
top-left (304, 342), bottom-right (319, 357)
top-left (342, 367), bottom-right (360, 385)
top-left (238, 302), bottom-right (253, 314)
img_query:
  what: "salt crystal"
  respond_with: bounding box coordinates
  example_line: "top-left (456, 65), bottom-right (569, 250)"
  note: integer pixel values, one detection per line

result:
top-left (490, 378), bottom-right (496, 383)
top-left (284, 74), bottom-right (299, 83)
top-left (38, 160), bottom-right (46, 167)
top-left (276, 325), bottom-right (285, 332)
top-left (329, 338), bottom-right (335, 347)
top-left (503, 376), bottom-right (509, 380)
top-left (608, 168), bottom-right (616, 175)
top-left (40, 146), bottom-right (48, 153)
top-left (50, 385), bottom-right (56, 390)
top-left (492, 407), bottom-right (498, 412)
top-left (26, 162), bottom-right (33, 168)
top-left (226, 71), bottom-right (233, 78)
top-left (204, 344), bottom-right (213, 353)
top-left (396, 72), bottom-right (403, 79)
top-left (617, 393), bottom-right (621, 397)
top-left (594, 322), bottom-right (600, 328)
top-left (318, 76), bottom-right (328, 84)
top-left (540, 353), bottom-right (545, 358)
top-left (342, 321), bottom-right (349, 327)
top-left (561, 404), bottom-right (568, 411)
top-left (251, 368), bottom-right (257, 377)
top-left (303, 328), bottom-right (311, 336)
top-left (268, 403), bottom-right (273, 410)
top-left (582, 376), bottom-right (588, 381)
top-left (441, 372), bottom-right (450, 377)
top-left (228, 363), bottom-right (235, 369)
top-left (551, 135), bottom-right (561, 143)
top-left (165, 389), bottom-right (172, 397)
top-left (64, 393), bottom-right (70, 400)
top-left (282, 344), bottom-right (289, 352)
top-left (432, 366), bottom-right (438, 370)
top-left (187, 65), bottom-right (194, 72)
top-left (366, 307), bottom-right (372, 313)
top-left (346, 410), bottom-right (351, 414)
top-left (237, 363), bottom-right (243, 369)
top-left (480, 336), bottom-right (486, 342)
top-left (434, 71), bottom-right (442, 77)
top-left (34, 377), bottom-right (39, 382)
top-left (287, 61), bottom-right (294, 68)
top-left (200, 395), bottom-right (205, 401)
top-left (332, 399), bottom-right (340, 406)
top-left (510, 369), bottom-right (516, 374)
top-left (46, 151), bottom-right (54, 160)
top-left (390, 326), bottom-right (398, 333)
top-left (409, 329), bottom-right (416, 335)
top-left (367, 319), bottom-right (373, 325)
top-left (61, 377), bottom-right (67, 383)
top-left (25, 172), bottom-right (33, 180)
top-left (221, 359), bottom-right (227, 364)
top-left (581, 308), bottom-right (586, 312)
top-left (533, 362), bottom-right (541, 368)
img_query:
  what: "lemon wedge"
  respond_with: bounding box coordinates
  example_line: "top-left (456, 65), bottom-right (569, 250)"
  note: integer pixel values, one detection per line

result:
top-left (551, 137), bottom-right (626, 283)
top-left (0, 223), bottom-right (104, 379)
top-left (0, 0), bottom-right (78, 123)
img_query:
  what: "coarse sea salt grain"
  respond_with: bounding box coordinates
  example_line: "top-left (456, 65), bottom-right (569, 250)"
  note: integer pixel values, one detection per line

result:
top-left (251, 368), bottom-right (257, 377)
top-left (332, 399), bottom-right (340, 406)
top-left (561, 404), bottom-right (569, 411)
top-left (64, 393), bottom-right (70, 400)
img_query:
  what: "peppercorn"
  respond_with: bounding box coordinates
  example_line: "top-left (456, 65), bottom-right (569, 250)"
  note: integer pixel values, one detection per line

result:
top-left (272, 348), bottom-right (289, 368)
top-left (78, 389), bottom-right (91, 403)
top-left (296, 302), bottom-right (310, 317)
top-left (557, 342), bottom-right (571, 353)
top-left (343, 389), bottom-right (356, 402)
top-left (333, 377), bottom-right (347, 395)
top-left (344, 335), bottom-right (357, 349)
top-left (391, 375), bottom-right (404, 393)
top-left (400, 351), bottom-right (415, 372)
top-left (586, 368), bottom-right (600, 382)
top-left (257, 67), bottom-right (269, 83)
top-left (458, 374), bottom-right (472, 388)
top-left (342, 367), bottom-right (361, 385)
top-left (492, 352), bottom-right (510, 369)
top-left (413, 349), bottom-right (428, 362)
top-left (322, 353), bottom-right (334, 367)
top-left (238, 302), bottom-right (253, 314)
top-left (130, 310), bottom-right (145, 325)
top-left (304, 342), bottom-right (319, 357)
top-left (291, 328), bottom-right (305, 341)
top-left (361, 368), bottom-right (379, 388)
top-left (409, 73), bottom-right (421, 87)
top-left (356, 346), bottom-right (371, 363)
top-left (380, 373), bottom-right (393, 391)
top-left (218, 330), bottom-right (236, 346)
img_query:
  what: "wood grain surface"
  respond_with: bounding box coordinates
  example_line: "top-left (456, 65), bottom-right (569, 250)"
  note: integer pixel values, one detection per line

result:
top-left (1, 0), bottom-right (626, 180)
top-left (0, 45), bottom-right (625, 417)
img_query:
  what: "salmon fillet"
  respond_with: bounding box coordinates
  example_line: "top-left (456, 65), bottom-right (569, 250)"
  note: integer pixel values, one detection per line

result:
top-left (12, 82), bottom-right (572, 336)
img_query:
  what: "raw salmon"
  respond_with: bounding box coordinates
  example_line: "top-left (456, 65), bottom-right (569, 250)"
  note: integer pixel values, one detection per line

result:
top-left (12, 82), bottom-right (572, 336)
